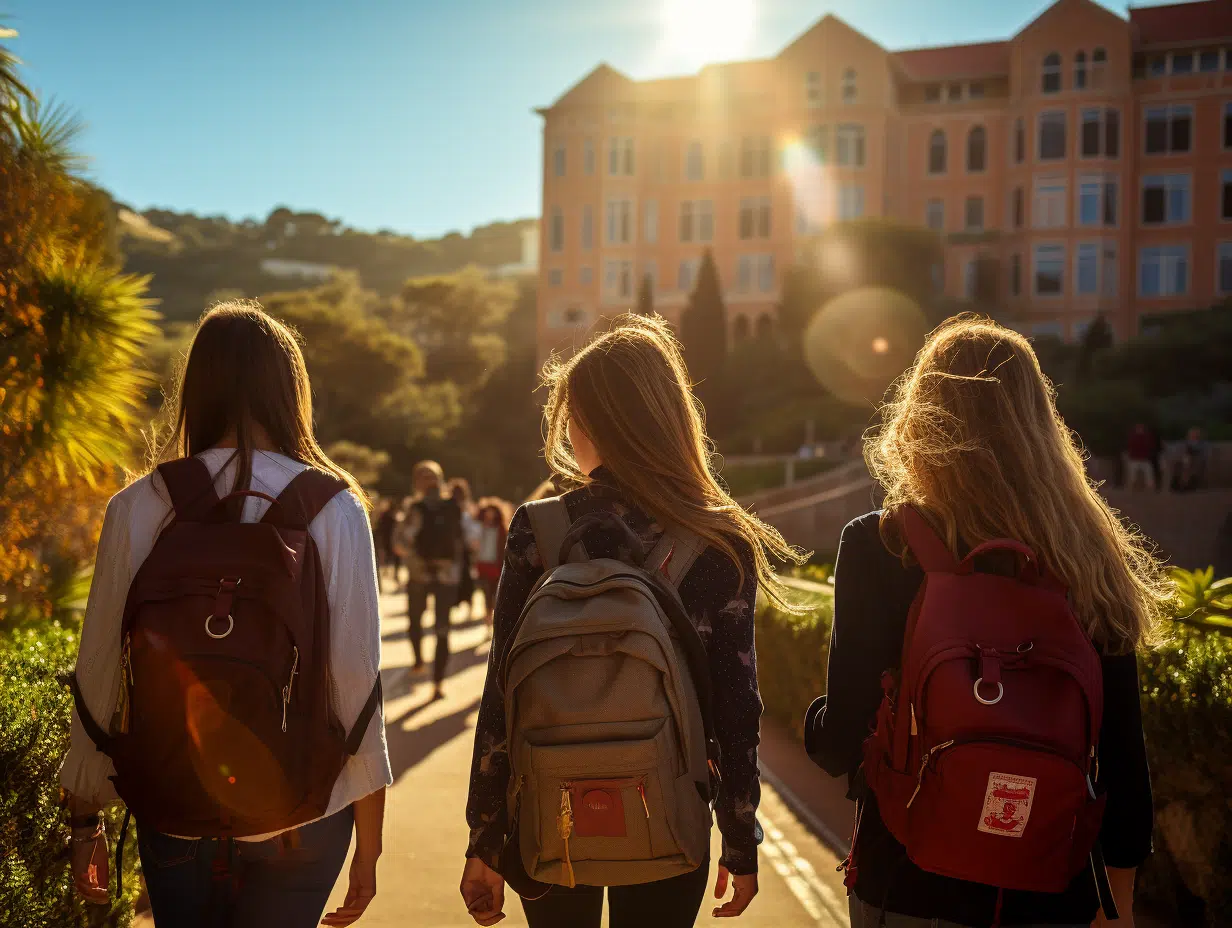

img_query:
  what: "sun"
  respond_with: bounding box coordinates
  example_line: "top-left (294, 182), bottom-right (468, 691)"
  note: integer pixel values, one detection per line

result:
top-left (660, 0), bottom-right (757, 70)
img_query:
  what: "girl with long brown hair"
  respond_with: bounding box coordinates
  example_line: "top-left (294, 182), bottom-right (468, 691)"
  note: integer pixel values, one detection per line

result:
top-left (808, 316), bottom-right (1168, 927)
top-left (460, 313), bottom-right (804, 927)
top-left (62, 301), bottom-right (391, 927)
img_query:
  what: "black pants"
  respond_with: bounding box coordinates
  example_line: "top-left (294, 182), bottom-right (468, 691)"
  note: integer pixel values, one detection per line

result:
top-left (520, 863), bottom-right (709, 928)
top-left (407, 580), bottom-right (456, 684)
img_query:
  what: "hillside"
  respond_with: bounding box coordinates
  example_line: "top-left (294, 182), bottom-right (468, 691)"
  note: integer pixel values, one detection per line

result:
top-left (115, 203), bottom-right (536, 322)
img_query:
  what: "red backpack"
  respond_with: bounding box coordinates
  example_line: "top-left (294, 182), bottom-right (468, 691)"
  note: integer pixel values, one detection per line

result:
top-left (72, 457), bottom-right (382, 838)
top-left (859, 507), bottom-right (1108, 902)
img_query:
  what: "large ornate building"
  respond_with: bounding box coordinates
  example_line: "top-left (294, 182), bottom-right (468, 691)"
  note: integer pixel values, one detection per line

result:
top-left (534, 0), bottom-right (1232, 361)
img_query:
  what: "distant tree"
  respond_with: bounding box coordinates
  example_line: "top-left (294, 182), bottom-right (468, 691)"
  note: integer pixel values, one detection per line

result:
top-left (1075, 314), bottom-right (1114, 383)
top-left (679, 249), bottom-right (727, 388)
top-left (324, 440), bottom-right (390, 487)
top-left (635, 273), bottom-right (654, 315)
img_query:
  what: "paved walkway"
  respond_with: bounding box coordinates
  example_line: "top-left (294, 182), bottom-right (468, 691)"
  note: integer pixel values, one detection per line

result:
top-left (321, 587), bottom-right (852, 927)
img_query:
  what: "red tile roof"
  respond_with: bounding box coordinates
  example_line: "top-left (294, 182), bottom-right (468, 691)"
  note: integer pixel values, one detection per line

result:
top-left (1130, 0), bottom-right (1232, 46)
top-left (893, 41), bottom-right (1010, 81)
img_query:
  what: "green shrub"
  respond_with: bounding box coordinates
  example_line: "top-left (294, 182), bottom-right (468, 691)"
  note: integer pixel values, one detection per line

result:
top-left (755, 585), bottom-right (833, 738)
top-left (0, 623), bottom-right (138, 927)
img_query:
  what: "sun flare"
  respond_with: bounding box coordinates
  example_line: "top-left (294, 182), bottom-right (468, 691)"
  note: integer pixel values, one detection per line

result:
top-left (660, 0), bottom-right (757, 70)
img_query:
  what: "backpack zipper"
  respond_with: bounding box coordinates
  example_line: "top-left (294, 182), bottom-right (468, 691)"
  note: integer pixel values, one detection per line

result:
top-left (281, 646), bottom-right (299, 733)
top-left (906, 735), bottom-right (1087, 809)
top-left (637, 780), bottom-right (650, 819)
top-left (557, 787), bottom-right (576, 888)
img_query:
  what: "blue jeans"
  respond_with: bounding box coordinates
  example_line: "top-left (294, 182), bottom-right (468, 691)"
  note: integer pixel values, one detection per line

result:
top-left (139, 807), bottom-right (353, 928)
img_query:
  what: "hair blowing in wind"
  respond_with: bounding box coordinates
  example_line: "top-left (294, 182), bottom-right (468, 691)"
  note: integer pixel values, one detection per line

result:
top-left (866, 315), bottom-right (1173, 651)
top-left (541, 313), bottom-right (807, 612)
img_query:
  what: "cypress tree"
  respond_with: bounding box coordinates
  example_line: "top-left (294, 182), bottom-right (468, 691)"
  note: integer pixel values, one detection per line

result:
top-left (679, 249), bottom-right (728, 386)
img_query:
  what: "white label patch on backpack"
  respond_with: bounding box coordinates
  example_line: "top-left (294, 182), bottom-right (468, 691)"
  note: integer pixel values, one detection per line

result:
top-left (977, 772), bottom-right (1037, 838)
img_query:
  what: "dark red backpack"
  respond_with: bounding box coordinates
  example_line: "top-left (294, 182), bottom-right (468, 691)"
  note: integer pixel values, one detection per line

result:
top-left (72, 457), bottom-right (381, 838)
top-left (859, 507), bottom-right (1108, 902)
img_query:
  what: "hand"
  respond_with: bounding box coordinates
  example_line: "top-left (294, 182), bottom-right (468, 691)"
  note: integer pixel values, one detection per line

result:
top-left (460, 856), bottom-right (506, 926)
top-left (71, 828), bottom-right (110, 905)
top-left (321, 851), bottom-right (378, 926)
top-left (712, 865), bottom-right (758, 918)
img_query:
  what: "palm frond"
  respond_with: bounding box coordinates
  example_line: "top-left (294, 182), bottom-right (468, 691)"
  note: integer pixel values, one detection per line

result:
top-left (0, 21), bottom-right (34, 132)
top-left (15, 97), bottom-right (87, 175)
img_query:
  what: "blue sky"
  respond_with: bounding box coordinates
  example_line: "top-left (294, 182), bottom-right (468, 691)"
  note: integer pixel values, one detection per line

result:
top-left (6, 0), bottom-right (1159, 237)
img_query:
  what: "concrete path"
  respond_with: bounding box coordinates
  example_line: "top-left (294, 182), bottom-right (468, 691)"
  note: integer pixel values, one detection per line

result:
top-left (321, 587), bottom-right (852, 927)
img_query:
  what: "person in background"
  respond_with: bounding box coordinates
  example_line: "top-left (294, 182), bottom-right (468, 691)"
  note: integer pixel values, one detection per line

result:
top-left (395, 461), bottom-right (464, 700)
top-left (472, 498), bottom-right (510, 631)
top-left (451, 478), bottom-right (478, 622)
top-left (373, 496), bottom-right (400, 593)
top-left (1172, 426), bottom-right (1209, 493)
top-left (1124, 423), bottom-right (1157, 491)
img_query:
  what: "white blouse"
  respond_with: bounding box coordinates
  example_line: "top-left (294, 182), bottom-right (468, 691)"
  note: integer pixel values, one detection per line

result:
top-left (60, 449), bottom-right (393, 838)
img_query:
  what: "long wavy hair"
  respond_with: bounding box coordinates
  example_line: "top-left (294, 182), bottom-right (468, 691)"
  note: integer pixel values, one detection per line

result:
top-left (542, 313), bottom-right (806, 612)
top-left (865, 315), bottom-right (1171, 651)
top-left (153, 300), bottom-right (366, 508)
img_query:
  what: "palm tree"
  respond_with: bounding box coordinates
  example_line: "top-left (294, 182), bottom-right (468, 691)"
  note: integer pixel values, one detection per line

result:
top-left (1, 22), bottom-right (34, 135)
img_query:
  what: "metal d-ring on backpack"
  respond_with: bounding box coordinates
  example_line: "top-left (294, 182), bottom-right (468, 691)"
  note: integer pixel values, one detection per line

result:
top-left (71, 457), bottom-right (382, 883)
top-left (496, 498), bottom-right (720, 891)
top-left (854, 506), bottom-right (1118, 922)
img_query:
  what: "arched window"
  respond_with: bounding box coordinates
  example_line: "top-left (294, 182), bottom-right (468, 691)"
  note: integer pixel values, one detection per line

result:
top-left (685, 140), bottom-right (704, 181)
top-left (1074, 51), bottom-right (1088, 90)
top-left (1042, 52), bottom-right (1062, 93)
top-left (928, 129), bottom-right (947, 174)
top-left (842, 68), bottom-right (857, 104)
top-left (755, 313), bottom-right (775, 340)
top-left (733, 315), bottom-right (750, 342)
top-left (967, 125), bottom-right (987, 172)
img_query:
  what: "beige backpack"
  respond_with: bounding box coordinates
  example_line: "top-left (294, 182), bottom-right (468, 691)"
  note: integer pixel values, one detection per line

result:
top-left (497, 499), bottom-right (719, 889)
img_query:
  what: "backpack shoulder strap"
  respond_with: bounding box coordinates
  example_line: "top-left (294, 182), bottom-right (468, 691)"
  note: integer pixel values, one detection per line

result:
top-left (525, 497), bottom-right (583, 570)
top-left (646, 525), bottom-right (706, 589)
top-left (899, 505), bottom-right (959, 573)
top-left (156, 457), bottom-right (220, 522)
top-left (268, 469), bottom-right (349, 529)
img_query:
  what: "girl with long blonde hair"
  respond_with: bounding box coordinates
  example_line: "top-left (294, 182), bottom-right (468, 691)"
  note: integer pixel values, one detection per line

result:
top-left (460, 313), bottom-right (804, 927)
top-left (809, 316), bottom-right (1167, 928)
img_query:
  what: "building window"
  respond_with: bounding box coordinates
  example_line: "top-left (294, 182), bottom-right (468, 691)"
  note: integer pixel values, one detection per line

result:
top-left (1171, 52), bottom-right (1194, 75)
top-left (685, 141), bottom-right (704, 181)
top-left (835, 124), bottom-right (865, 167)
top-left (740, 136), bottom-right (771, 178)
top-left (842, 68), bottom-right (857, 104)
top-left (583, 138), bottom-right (595, 175)
top-left (1078, 176), bottom-right (1117, 226)
top-left (550, 207), bottom-right (564, 252)
top-left (677, 258), bottom-right (700, 292)
top-left (963, 259), bottom-right (977, 299)
top-left (806, 71), bottom-right (822, 108)
top-left (838, 185), bottom-right (865, 220)
top-left (807, 125), bottom-right (828, 163)
top-left (549, 268), bottom-right (563, 287)
top-left (1141, 174), bottom-right (1191, 225)
top-left (1042, 52), bottom-right (1062, 93)
top-left (1081, 107), bottom-right (1120, 158)
top-left (736, 254), bottom-right (776, 293)
top-left (606, 199), bottom-right (633, 244)
top-left (968, 82), bottom-right (985, 99)
top-left (1013, 118), bottom-right (1025, 164)
top-left (581, 205), bottom-right (594, 250)
top-left (1223, 170), bottom-right (1232, 220)
top-left (608, 137), bottom-right (635, 175)
top-left (1102, 242), bottom-right (1118, 296)
top-left (1139, 245), bottom-right (1189, 297)
top-left (738, 196), bottom-right (771, 239)
top-left (1148, 55), bottom-right (1167, 77)
top-left (947, 83), bottom-right (963, 102)
top-left (1033, 178), bottom-right (1067, 228)
top-left (1034, 243), bottom-right (1065, 296)
top-left (967, 126), bottom-right (987, 172)
top-left (643, 199), bottom-right (658, 244)
top-left (1224, 102), bottom-right (1232, 149)
top-left (678, 199), bottom-right (714, 243)
top-left (1038, 111), bottom-right (1066, 160)
top-left (553, 142), bottom-right (566, 178)
top-left (924, 83), bottom-right (941, 103)
top-left (1009, 253), bottom-right (1021, 295)
top-left (1076, 243), bottom-right (1099, 294)
top-left (1218, 242), bottom-right (1232, 294)
top-left (733, 315), bottom-right (750, 341)
top-left (1201, 50), bottom-right (1222, 72)
top-left (579, 266), bottom-right (593, 285)
top-left (1074, 51), bottom-right (1087, 90)
top-left (964, 195), bottom-right (985, 231)
top-left (1091, 47), bottom-right (1108, 87)
top-left (925, 198), bottom-right (945, 232)
top-left (928, 129), bottom-right (947, 174)
top-left (1144, 105), bottom-right (1193, 155)
top-left (604, 260), bottom-right (634, 300)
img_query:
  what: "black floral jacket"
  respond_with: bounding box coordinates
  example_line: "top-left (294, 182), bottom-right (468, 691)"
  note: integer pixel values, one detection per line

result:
top-left (464, 470), bottom-right (764, 875)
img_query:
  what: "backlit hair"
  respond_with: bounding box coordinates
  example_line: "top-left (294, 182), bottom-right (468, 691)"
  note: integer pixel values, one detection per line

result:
top-left (542, 313), bottom-right (806, 612)
top-left (866, 315), bottom-right (1171, 651)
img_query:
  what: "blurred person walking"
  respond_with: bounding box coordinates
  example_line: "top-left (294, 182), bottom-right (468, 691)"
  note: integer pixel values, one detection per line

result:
top-left (459, 314), bottom-right (805, 928)
top-left (1123, 423), bottom-right (1158, 491)
top-left (62, 302), bottom-right (391, 928)
top-left (473, 499), bottom-right (510, 630)
top-left (806, 317), bottom-right (1165, 928)
top-left (451, 478), bottom-right (479, 621)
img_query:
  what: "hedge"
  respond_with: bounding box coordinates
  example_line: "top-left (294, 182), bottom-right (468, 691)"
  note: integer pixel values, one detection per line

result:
top-left (755, 584), bottom-right (1232, 926)
top-left (0, 624), bottom-right (140, 928)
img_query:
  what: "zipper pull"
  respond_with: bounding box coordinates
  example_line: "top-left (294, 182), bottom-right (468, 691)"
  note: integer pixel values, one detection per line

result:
top-left (910, 703), bottom-right (917, 736)
top-left (557, 787), bottom-right (576, 888)
top-left (637, 780), bottom-right (650, 819)
top-left (281, 647), bottom-right (299, 733)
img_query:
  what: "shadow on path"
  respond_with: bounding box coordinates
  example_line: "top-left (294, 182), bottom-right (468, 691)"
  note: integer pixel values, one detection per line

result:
top-left (385, 695), bottom-right (482, 784)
